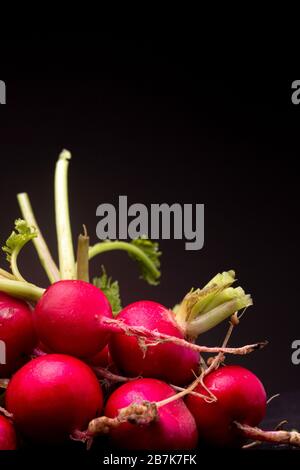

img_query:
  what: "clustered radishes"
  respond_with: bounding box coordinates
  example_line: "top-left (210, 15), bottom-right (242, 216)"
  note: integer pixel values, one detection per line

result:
top-left (0, 150), bottom-right (299, 451)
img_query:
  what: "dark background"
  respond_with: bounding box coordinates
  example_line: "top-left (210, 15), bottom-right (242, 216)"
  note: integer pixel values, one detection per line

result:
top-left (0, 40), bottom-right (299, 402)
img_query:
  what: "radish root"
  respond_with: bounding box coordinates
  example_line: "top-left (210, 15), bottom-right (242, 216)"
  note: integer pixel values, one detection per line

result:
top-left (89, 401), bottom-right (158, 435)
top-left (103, 318), bottom-right (267, 356)
top-left (92, 366), bottom-right (139, 384)
top-left (0, 406), bottom-right (13, 419)
top-left (235, 422), bottom-right (300, 448)
top-left (78, 401), bottom-right (158, 448)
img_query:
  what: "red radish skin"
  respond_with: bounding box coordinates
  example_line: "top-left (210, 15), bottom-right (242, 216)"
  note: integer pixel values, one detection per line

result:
top-left (109, 301), bottom-right (200, 386)
top-left (104, 378), bottom-right (198, 450)
top-left (0, 415), bottom-right (17, 450)
top-left (0, 292), bottom-right (37, 378)
top-left (5, 354), bottom-right (103, 443)
top-left (33, 281), bottom-right (112, 358)
top-left (186, 365), bottom-right (267, 448)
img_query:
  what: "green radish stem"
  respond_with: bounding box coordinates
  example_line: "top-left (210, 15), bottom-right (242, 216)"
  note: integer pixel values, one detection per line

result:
top-left (89, 241), bottom-right (160, 281)
top-left (76, 226), bottom-right (90, 282)
top-left (0, 279), bottom-right (45, 302)
top-left (2, 219), bottom-right (38, 283)
top-left (174, 270), bottom-right (253, 338)
top-left (0, 268), bottom-right (16, 280)
top-left (54, 150), bottom-right (75, 280)
top-left (10, 248), bottom-right (26, 282)
top-left (17, 193), bottom-right (60, 284)
top-left (186, 294), bottom-right (252, 338)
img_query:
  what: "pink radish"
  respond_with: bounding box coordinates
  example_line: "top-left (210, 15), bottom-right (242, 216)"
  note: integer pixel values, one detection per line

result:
top-left (0, 415), bottom-right (17, 450)
top-left (0, 292), bottom-right (36, 378)
top-left (33, 281), bottom-right (112, 358)
top-left (101, 378), bottom-right (198, 450)
top-left (5, 354), bottom-right (103, 443)
top-left (109, 301), bottom-right (199, 386)
top-left (185, 365), bottom-right (267, 447)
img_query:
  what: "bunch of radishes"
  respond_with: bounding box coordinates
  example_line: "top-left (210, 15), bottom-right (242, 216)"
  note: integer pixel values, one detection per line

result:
top-left (0, 151), bottom-right (299, 451)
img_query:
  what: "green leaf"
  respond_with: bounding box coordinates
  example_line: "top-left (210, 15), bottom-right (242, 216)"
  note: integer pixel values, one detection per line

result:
top-left (129, 237), bottom-right (161, 286)
top-left (93, 266), bottom-right (122, 315)
top-left (2, 219), bottom-right (37, 263)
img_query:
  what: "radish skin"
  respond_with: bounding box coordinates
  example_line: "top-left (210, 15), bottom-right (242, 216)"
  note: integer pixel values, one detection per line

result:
top-left (5, 354), bottom-right (103, 443)
top-left (186, 365), bottom-right (267, 447)
top-left (103, 378), bottom-right (198, 450)
top-left (0, 292), bottom-right (37, 378)
top-left (109, 301), bottom-right (200, 386)
top-left (33, 281), bottom-right (112, 358)
top-left (0, 415), bottom-right (17, 450)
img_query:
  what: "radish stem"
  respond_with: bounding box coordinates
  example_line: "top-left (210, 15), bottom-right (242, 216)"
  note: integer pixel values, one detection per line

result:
top-left (92, 366), bottom-right (137, 384)
top-left (186, 295), bottom-right (252, 337)
top-left (17, 193), bottom-right (60, 284)
top-left (10, 249), bottom-right (26, 282)
top-left (54, 150), bottom-right (75, 280)
top-left (0, 279), bottom-right (45, 301)
top-left (175, 270), bottom-right (252, 337)
top-left (0, 268), bottom-right (16, 280)
top-left (76, 225), bottom-right (89, 282)
top-left (89, 241), bottom-right (160, 282)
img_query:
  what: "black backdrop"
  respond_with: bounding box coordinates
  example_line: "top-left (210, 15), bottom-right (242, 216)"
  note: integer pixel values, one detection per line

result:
top-left (1, 40), bottom-right (299, 399)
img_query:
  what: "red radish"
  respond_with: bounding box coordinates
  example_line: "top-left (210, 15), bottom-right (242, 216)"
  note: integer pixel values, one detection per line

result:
top-left (0, 292), bottom-right (36, 378)
top-left (5, 354), bottom-right (103, 443)
top-left (0, 415), bottom-right (17, 450)
top-left (109, 301), bottom-right (199, 386)
top-left (33, 280), bottom-right (112, 358)
top-left (185, 365), bottom-right (267, 447)
top-left (103, 378), bottom-right (198, 450)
